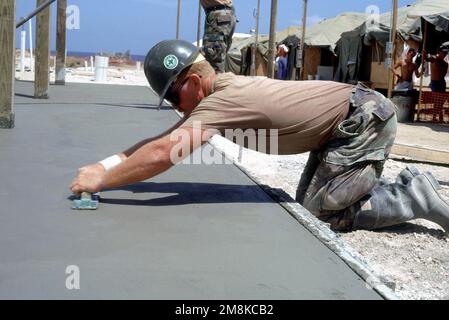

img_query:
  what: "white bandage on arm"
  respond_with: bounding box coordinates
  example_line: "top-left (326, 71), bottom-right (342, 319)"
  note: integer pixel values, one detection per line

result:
top-left (99, 155), bottom-right (123, 171)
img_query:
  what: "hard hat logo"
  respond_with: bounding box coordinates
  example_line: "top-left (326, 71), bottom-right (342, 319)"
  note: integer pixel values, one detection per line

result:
top-left (164, 55), bottom-right (179, 70)
top-left (144, 40), bottom-right (200, 106)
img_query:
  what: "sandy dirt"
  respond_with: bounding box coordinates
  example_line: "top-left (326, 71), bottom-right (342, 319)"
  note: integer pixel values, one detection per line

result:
top-left (16, 64), bottom-right (148, 87)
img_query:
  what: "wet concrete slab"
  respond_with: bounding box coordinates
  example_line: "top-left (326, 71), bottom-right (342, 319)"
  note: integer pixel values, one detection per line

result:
top-left (0, 81), bottom-right (382, 299)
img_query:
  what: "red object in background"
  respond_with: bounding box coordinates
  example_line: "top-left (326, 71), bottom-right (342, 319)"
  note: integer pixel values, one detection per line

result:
top-left (417, 91), bottom-right (449, 123)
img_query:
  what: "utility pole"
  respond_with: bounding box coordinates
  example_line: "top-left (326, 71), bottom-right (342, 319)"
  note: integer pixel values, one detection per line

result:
top-left (299, 0), bottom-right (308, 80)
top-left (55, 0), bottom-right (67, 85)
top-left (0, 0), bottom-right (16, 128)
top-left (197, 0), bottom-right (202, 47)
top-left (418, 21), bottom-right (428, 112)
top-left (387, 0), bottom-right (398, 98)
top-left (267, 0), bottom-right (278, 78)
top-left (176, 0), bottom-right (181, 40)
top-left (35, 0), bottom-right (51, 98)
top-left (250, 0), bottom-right (261, 76)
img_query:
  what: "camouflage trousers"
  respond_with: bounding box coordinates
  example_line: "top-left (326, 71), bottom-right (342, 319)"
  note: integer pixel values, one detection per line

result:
top-left (296, 83), bottom-right (398, 231)
top-left (203, 7), bottom-right (237, 73)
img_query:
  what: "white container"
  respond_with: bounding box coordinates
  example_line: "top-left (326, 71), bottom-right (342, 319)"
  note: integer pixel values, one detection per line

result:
top-left (308, 75), bottom-right (315, 80)
top-left (315, 74), bottom-right (321, 80)
top-left (94, 56), bottom-right (109, 82)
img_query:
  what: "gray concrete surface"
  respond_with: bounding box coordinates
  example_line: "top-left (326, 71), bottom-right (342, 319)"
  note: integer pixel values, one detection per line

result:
top-left (0, 81), bottom-right (382, 300)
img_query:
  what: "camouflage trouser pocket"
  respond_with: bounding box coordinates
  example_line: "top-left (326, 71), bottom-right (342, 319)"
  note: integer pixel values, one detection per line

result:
top-left (205, 10), bottom-right (234, 36)
top-left (323, 87), bottom-right (397, 167)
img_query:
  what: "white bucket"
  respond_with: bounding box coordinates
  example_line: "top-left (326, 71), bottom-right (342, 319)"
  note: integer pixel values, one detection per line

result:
top-left (308, 75), bottom-right (315, 80)
top-left (94, 56), bottom-right (109, 82)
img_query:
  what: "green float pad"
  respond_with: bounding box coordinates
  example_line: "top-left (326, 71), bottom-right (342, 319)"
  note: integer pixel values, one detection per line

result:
top-left (72, 192), bottom-right (100, 210)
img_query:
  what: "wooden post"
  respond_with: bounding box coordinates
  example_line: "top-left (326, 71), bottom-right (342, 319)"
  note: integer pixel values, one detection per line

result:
top-left (55, 0), bottom-right (67, 85)
top-left (299, 0), bottom-right (308, 80)
top-left (176, 0), bottom-right (181, 40)
top-left (418, 21), bottom-right (428, 121)
top-left (35, 0), bottom-right (51, 98)
top-left (267, 0), bottom-right (278, 78)
top-left (387, 0), bottom-right (398, 98)
top-left (250, 0), bottom-right (261, 76)
top-left (197, 0), bottom-right (202, 47)
top-left (0, 0), bottom-right (16, 129)
top-left (255, 0), bottom-right (260, 50)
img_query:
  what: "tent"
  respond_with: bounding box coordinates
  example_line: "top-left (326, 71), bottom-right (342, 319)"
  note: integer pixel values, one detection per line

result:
top-left (334, 0), bottom-right (449, 89)
top-left (300, 12), bottom-right (368, 80)
top-left (420, 11), bottom-right (449, 53)
top-left (226, 27), bottom-right (301, 76)
top-left (227, 13), bottom-right (368, 80)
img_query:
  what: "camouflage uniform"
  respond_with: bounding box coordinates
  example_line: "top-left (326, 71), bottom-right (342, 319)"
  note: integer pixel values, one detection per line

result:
top-left (202, 3), bottom-right (237, 73)
top-left (296, 83), bottom-right (398, 231)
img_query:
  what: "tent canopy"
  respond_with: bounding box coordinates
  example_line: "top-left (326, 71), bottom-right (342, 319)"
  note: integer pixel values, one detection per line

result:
top-left (304, 12), bottom-right (368, 51)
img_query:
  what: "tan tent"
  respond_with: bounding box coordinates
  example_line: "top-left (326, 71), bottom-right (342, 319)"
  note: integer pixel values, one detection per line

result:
top-left (335, 0), bottom-right (449, 90)
top-left (302, 12), bottom-right (368, 80)
top-left (228, 13), bottom-right (368, 80)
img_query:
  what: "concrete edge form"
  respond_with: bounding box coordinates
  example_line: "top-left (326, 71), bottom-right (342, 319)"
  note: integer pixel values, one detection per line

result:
top-left (172, 109), bottom-right (400, 300)
top-left (391, 143), bottom-right (449, 166)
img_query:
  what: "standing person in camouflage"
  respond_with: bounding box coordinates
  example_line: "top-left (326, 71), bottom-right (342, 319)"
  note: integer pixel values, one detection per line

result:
top-left (201, 0), bottom-right (237, 73)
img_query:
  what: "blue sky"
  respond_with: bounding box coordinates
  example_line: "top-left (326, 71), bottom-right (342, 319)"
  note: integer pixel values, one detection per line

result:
top-left (15, 0), bottom-right (414, 55)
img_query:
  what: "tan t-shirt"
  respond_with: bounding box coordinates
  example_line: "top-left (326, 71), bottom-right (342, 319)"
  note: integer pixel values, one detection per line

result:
top-left (200, 0), bottom-right (233, 9)
top-left (183, 73), bottom-right (353, 155)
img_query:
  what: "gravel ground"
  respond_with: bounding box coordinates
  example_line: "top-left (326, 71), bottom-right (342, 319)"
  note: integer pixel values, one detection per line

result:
top-left (210, 135), bottom-right (449, 300)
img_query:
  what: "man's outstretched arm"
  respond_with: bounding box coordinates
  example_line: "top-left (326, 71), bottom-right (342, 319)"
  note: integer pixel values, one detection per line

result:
top-left (72, 116), bottom-right (188, 181)
top-left (120, 115), bottom-right (188, 159)
top-left (70, 126), bottom-right (213, 194)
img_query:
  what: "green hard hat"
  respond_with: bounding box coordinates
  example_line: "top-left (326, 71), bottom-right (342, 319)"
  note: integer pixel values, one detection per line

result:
top-left (144, 40), bottom-right (201, 107)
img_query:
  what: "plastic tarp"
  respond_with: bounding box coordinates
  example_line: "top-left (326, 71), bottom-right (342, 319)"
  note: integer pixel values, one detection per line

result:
top-left (226, 27), bottom-right (299, 75)
top-left (226, 35), bottom-right (270, 74)
top-left (399, 0), bottom-right (449, 41)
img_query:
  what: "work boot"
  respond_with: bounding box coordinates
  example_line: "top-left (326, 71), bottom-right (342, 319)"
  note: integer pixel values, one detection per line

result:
top-left (350, 166), bottom-right (449, 232)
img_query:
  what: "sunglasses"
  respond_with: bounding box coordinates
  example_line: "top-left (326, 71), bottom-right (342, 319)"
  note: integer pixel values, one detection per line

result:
top-left (166, 76), bottom-right (189, 107)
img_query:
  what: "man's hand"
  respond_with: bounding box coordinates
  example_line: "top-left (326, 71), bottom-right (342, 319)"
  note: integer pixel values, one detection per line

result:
top-left (70, 163), bottom-right (105, 194)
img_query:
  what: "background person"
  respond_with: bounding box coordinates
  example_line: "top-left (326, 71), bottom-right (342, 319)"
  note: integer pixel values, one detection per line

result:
top-left (276, 44), bottom-right (289, 80)
top-left (424, 46), bottom-right (449, 122)
top-left (391, 48), bottom-right (421, 90)
top-left (425, 46), bottom-right (449, 93)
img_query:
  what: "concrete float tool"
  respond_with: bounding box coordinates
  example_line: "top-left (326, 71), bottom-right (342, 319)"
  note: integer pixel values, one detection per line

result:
top-left (72, 192), bottom-right (100, 210)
